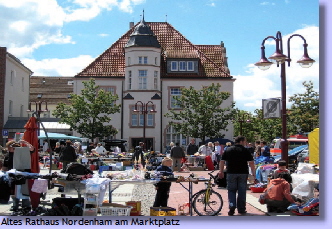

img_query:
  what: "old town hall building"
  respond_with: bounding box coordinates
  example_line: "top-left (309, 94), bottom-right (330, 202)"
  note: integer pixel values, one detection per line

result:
top-left (74, 17), bottom-right (235, 152)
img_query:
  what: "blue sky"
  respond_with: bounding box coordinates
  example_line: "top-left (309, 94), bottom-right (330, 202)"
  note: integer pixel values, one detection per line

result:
top-left (0, 0), bottom-right (319, 112)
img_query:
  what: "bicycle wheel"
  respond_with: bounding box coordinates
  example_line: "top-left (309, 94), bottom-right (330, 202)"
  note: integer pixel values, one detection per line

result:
top-left (192, 189), bottom-right (223, 216)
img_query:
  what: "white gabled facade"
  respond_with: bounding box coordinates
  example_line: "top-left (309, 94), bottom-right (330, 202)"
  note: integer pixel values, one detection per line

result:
top-left (74, 19), bottom-right (235, 153)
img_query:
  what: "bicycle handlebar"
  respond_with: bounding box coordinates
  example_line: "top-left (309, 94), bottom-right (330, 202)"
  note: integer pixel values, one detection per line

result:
top-left (207, 170), bottom-right (218, 183)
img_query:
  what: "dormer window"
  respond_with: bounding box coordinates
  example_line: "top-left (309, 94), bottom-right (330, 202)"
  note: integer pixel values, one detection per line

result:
top-left (168, 59), bottom-right (197, 73)
top-left (179, 61), bottom-right (186, 71)
top-left (171, 61), bottom-right (178, 71)
top-left (187, 61), bottom-right (194, 71)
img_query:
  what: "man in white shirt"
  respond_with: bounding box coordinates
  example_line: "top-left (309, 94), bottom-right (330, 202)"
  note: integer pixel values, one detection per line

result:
top-left (42, 140), bottom-right (49, 154)
top-left (214, 141), bottom-right (222, 169)
top-left (95, 143), bottom-right (106, 155)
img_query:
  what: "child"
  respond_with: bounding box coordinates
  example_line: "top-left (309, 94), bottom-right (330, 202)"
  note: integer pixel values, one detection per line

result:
top-left (273, 160), bottom-right (292, 191)
top-left (153, 157), bottom-right (173, 207)
top-left (273, 160), bottom-right (290, 179)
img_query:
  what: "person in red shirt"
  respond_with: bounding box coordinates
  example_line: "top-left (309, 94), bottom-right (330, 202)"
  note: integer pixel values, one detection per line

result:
top-left (264, 173), bottom-right (299, 213)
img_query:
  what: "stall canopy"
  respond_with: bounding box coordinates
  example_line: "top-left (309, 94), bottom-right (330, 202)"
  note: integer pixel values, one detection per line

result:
top-left (38, 131), bottom-right (82, 141)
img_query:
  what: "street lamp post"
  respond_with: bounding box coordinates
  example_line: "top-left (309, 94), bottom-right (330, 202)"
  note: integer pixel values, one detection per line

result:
top-left (255, 31), bottom-right (315, 166)
top-left (133, 101), bottom-right (156, 150)
top-left (27, 101), bottom-right (52, 172)
top-left (237, 112), bottom-right (250, 136)
top-left (27, 101), bottom-right (49, 136)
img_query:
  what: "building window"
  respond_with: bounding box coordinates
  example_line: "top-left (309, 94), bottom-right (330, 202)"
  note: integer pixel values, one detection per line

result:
top-left (187, 61), bottom-right (194, 71)
top-left (179, 61), bottom-right (186, 71)
top-left (21, 77), bottom-right (24, 91)
top-left (131, 105), bottom-right (155, 127)
top-left (154, 71), bottom-right (158, 89)
top-left (170, 88), bottom-right (182, 109)
top-left (99, 86), bottom-right (115, 94)
top-left (128, 71), bottom-right (132, 89)
top-left (155, 57), bottom-right (158, 65)
top-left (10, 70), bottom-right (15, 85)
top-left (128, 57), bottom-right (131, 65)
top-left (169, 60), bottom-right (196, 72)
top-left (138, 70), bottom-right (147, 89)
top-left (166, 126), bottom-right (182, 146)
top-left (139, 56), bottom-right (148, 64)
top-left (20, 105), bottom-right (24, 117)
top-left (171, 61), bottom-right (178, 71)
top-left (9, 100), bottom-right (13, 116)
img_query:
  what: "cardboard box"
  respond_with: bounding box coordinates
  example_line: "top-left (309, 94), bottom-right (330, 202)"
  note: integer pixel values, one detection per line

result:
top-left (126, 201), bottom-right (141, 216)
top-left (123, 160), bottom-right (132, 166)
top-left (188, 166), bottom-right (204, 171)
top-left (150, 207), bottom-right (177, 216)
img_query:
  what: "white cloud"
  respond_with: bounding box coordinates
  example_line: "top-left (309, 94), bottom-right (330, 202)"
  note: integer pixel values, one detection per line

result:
top-left (98, 33), bottom-right (110, 37)
top-left (0, 0), bottom-right (145, 58)
top-left (234, 25), bottom-right (319, 113)
top-left (22, 55), bottom-right (95, 76)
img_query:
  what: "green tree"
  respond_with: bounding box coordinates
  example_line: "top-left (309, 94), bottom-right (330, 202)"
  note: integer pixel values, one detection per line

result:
top-left (252, 109), bottom-right (282, 142)
top-left (288, 81), bottom-right (319, 133)
top-left (233, 109), bottom-right (256, 142)
top-left (52, 78), bottom-right (121, 140)
top-left (164, 83), bottom-right (235, 142)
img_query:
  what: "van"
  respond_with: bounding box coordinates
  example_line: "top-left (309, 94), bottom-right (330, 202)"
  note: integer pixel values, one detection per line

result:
top-left (270, 135), bottom-right (308, 156)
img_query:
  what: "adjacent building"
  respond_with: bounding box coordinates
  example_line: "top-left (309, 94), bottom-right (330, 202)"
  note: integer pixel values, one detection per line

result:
top-left (0, 47), bottom-right (32, 145)
top-left (74, 18), bottom-right (235, 152)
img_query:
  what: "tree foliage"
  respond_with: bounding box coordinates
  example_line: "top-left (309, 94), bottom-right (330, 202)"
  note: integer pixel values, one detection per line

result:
top-left (232, 109), bottom-right (256, 143)
top-left (52, 78), bottom-right (121, 140)
top-left (288, 81), bottom-right (319, 133)
top-left (164, 83), bottom-right (235, 142)
top-left (234, 81), bottom-right (319, 143)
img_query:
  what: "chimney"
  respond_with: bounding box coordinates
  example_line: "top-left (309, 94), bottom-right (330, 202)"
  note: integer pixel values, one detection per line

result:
top-left (129, 22), bottom-right (134, 29)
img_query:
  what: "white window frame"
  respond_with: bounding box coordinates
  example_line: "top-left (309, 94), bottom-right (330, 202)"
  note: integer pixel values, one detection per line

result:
top-left (128, 71), bottom-right (132, 89)
top-left (187, 61), bottom-right (194, 71)
top-left (171, 61), bottom-right (178, 71)
top-left (138, 70), bottom-right (147, 89)
top-left (166, 126), bottom-right (182, 146)
top-left (179, 61), bottom-right (186, 71)
top-left (154, 71), bottom-right (158, 90)
top-left (139, 56), bottom-right (148, 64)
top-left (99, 86), bottom-right (115, 94)
top-left (131, 105), bottom-right (155, 127)
top-left (170, 88), bottom-right (182, 109)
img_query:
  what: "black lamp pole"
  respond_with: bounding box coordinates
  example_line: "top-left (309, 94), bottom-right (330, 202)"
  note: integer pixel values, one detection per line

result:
top-left (255, 31), bottom-right (315, 167)
top-left (134, 101), bottom-right (156, 150)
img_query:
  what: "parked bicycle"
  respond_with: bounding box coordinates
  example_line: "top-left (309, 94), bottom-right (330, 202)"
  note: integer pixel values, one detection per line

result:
top-left (192, 171), bottom-right (223, 216)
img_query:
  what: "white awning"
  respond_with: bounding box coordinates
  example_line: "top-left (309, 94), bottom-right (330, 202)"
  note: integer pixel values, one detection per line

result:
top-left (40, 122), bottom-right (71, 130)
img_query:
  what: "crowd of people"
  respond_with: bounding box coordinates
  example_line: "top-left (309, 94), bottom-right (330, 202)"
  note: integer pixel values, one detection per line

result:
top-left (160, 136), bottom-right (301, 215)
top-left (0, 135), bottom-right (303, 216)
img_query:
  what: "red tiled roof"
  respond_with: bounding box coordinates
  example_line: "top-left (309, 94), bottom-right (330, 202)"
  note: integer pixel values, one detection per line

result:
top-left (30, 76), bottom-right (74, 104)
top-left (76, 22), bottom-right (231, 78)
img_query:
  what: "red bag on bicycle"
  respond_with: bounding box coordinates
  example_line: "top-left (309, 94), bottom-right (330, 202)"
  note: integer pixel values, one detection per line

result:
top-left (181, 157), bottom-right (187, 164)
